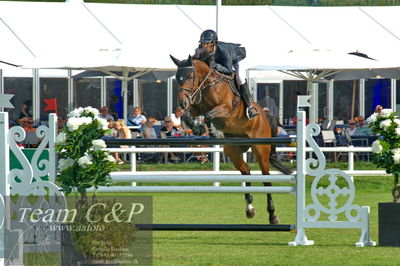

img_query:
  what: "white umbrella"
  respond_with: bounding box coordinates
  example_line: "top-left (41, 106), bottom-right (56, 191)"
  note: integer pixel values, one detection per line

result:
top-left (248, 50), bottom-right (400, 122)
top-left (28, 46), bottom-right (176, 122)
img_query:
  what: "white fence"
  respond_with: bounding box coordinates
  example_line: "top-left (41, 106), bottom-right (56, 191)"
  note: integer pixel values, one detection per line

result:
top-left (104, 145), bottom-right (387, 182)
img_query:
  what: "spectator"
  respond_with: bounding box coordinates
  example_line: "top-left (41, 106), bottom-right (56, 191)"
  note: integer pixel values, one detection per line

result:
top-left (170, 107), bottom-right (185, 131)
top-left (346, 120), bottom-right (357, 136)
top-left (98, 106), bottom-right (114, 121)
top-left (160, 116), bottom-right (181, 162)
top-left (57, 117), bottom-right (65, 133)
top-left (355, 115), bottom-right (371, 136)
top-left (143, 118), bottom-right (158, 139)
top-left (23, 117), bottom-right (36, 133)
top-left (375, 105), bottom-right (383, 115)
top-left (113, 119), bottom-right (132, 164)
top-left (128, 106), bottom-right (146, 128)
top-left (160, 116), bottom-right (180, 137)
top-left (142, 118), bottom-right (160, 163)
top-left (191, 118), bottom-right (209, 164)
top-left (19, 100), bottom-right (33, 119)
top-left (259, 90), bottom-right (278, 117)
top-left (23, 117), bottom-right (41, 148)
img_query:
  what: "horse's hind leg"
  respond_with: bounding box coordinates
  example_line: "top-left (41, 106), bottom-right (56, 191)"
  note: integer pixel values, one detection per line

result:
top-left (252, 145), bottom-right (279, 225)
top-left (223, 145), bottom-right (255, 218)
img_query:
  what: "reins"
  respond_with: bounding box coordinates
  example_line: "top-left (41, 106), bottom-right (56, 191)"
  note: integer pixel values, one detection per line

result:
top-left (190, 68), bottom-right (213, 105)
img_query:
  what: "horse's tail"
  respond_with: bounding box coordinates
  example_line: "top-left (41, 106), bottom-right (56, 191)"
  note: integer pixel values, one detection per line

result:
top-left (269, 152), bottom-right (293, 175)
top-left (265, 112), bottom-right (294, 175)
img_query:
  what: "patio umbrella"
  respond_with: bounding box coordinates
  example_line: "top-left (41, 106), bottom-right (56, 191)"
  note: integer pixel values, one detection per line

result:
top-left (73, 70), bottom-right (175, 82)
top-left (248, 50), bottom-right (400, 122)
top-left (26, 47), bottom-right (177, 122)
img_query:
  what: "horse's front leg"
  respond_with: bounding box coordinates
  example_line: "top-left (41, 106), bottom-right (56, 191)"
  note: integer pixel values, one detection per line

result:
top-left (204, 104), bottom-right (230, 136)
top-left (224, 145), bottom-right (255, 218)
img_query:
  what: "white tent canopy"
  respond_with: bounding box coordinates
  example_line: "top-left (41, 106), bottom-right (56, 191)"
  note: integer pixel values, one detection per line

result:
top-left (2, 2), bottom-right (400, 75)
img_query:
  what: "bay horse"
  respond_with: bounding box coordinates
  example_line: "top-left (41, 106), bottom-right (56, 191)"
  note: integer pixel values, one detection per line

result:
top-left (170, 51), bottom-right (292, 224)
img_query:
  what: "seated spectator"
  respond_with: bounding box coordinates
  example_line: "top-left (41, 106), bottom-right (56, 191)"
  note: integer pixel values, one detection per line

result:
top-left (98, 106), bottom-right (114, 121)
top-left (23, 118), bottom-right (41, 148)
top-left (113, 119), bottom-right (132, 164)
top-left (160, 116), bottom-right (181, 137)
top-left (19, 100), bottom-right (32, 119)
top-left (142, 118), bottom-right (160, 163)
top-left (160, 116), bottom-right (182, 162)
top-left (128, 106), bottom-right (146, 128)
top-left (171, 107), bottom-right (185, 131)
top-left (23, 118), bottom-right (36, 133)
top-left (143, 118), bottom-right (158, 139)
top-left (104, 119), bottom-right (115, 137)
top-left (191, 121), bottom-right (209, 164)
top-left (57, 117), bottom-right (66, 133)
top-left (346, 120), bottom-right (357, 136)
top-left (19, 117), bottom-right (28, 127)
top-left (355, 115), bottom-right (371, 136)
top-left (375, 105), bottom-right (383, 115)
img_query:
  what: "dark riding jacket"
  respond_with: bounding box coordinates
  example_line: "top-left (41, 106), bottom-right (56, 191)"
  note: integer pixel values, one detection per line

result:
top-left (200, 41), bottom-right (246, 75)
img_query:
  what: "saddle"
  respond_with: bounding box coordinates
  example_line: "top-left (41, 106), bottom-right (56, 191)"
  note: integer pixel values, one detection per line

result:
top-left (212, 70), bottom-right (241, 108)
top-left (212, 70), bottom-right (241, 97)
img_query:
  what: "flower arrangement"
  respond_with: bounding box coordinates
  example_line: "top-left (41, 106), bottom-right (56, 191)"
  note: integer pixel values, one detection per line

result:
top-left (56, 107), bottom-right (135, 265)
top-left (55, 106), bottom-right (117, 198)
top-left (367, 108), bottom-right (400, 202)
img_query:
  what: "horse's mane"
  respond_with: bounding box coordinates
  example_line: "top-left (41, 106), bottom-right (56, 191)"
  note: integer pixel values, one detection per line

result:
top-left (193, 47), bottom-right (214, 66)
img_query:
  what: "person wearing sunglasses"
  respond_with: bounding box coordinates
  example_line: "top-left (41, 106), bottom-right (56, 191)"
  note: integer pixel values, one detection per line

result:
top-left (160, 117), bottom-right (180, 137)
top-left (355, 115), bottom-right (371, 136)
top-left (347, 120), bottom-right (357, 136)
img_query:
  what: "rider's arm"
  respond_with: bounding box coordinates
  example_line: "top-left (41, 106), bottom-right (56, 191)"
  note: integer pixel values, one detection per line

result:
top-left (212, 46), bottom-right (233, 75)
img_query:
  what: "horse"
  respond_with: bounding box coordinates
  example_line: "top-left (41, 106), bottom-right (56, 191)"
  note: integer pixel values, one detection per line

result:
top-left (170, 51), bottom-right (292, 225)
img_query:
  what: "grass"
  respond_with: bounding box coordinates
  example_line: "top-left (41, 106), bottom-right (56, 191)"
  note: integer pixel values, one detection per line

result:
top-left (25, 162), bottom-right (397, 265)
top-left (108, 162), bottom-right (397, 265)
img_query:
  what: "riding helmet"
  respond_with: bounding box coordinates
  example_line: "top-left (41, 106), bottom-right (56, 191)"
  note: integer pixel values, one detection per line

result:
top-left (199, 29), bottom-right (218, 43)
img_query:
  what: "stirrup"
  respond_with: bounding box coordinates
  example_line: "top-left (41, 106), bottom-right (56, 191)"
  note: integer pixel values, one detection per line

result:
top-left (246, 107), bottom-right (259, 120)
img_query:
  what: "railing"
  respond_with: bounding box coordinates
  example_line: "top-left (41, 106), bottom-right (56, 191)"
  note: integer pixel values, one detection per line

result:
top-left (104, 145), bottom-right (387, 178)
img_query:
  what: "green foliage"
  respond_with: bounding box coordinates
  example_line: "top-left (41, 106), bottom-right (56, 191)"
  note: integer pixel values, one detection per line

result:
top-left (55, 107), bottom-right (117, 195)
top-left (367, 109), bottom-right (400, 202)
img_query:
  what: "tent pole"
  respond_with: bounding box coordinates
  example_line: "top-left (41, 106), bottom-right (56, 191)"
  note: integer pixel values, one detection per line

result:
top-left (123, 79), bottom-right (128, 125)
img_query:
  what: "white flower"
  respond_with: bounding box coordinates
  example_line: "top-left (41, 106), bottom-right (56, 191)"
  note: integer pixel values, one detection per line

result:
top-left (55, 132), bottom-right (66, 144)
top-left (371, 140), bottom-right (383, 154)
top-left (379, 119), bottom-right (392, 130)
top-left (92, 139), bottom-right (106, 150)
top-left (95, 117), bottom-right (109, 130)
top-left (58, 157), bottom-right (74, 171)
top-left (68, 107), bottom-right (84, 118)
top-left (84, 106), bottom-right (99, 117)
top-left (66, 117), bottom-right (93, 132)
top-left (392, 148), bottom-right (400, 164)
top-left (381, 109), bottom-right (393, 118)
top-left (66, 117), bottom-right (82, 131)
top-left (81, 116), bottom-right (93, 125)
top-left (366, 113), bottom-right (378, 124)
top-left (394, 119), bottom-right (400, 127)
top-left (396, 128), bottom-right (400, 136)
top-left (78, 154), bottom-right (93, 168)
top-left (104, 155), bottom-right (116, 163)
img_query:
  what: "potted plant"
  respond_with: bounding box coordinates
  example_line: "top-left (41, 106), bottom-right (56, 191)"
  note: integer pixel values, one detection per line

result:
top-left (56, 107), bottom-right (135, 265)
top-left (368, 108), bottom-right (400, 246)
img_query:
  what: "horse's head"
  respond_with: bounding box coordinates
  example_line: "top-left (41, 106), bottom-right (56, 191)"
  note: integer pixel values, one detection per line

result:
top-left (170, 54), bottom-right (195, 110)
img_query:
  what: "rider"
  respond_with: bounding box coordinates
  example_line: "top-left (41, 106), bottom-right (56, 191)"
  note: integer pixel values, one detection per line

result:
top-left (198, 29), bottom-right (259, 120)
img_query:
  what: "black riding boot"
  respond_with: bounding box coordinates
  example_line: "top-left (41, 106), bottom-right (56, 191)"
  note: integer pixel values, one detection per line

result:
top-left (239, 82), bottom-right (259, 120)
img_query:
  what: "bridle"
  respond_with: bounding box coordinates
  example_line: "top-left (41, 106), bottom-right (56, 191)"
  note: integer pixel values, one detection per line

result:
top-left (177, 64), bottom-right (213, 106)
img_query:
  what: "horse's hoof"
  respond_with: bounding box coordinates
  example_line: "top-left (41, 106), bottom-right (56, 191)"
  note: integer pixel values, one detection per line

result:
top-left (269, 215), bottom-right (279, 225)
top-left (246, 208), bottom-right (256, 218)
